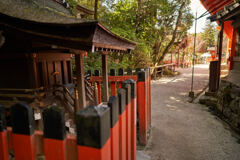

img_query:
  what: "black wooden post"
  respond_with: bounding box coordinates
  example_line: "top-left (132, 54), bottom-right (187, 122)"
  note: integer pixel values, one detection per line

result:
top-left (76, 105), bottom-right (111, 159)
top-left (43, 106), bottom-right (66, 160)
top-left (11, 103), bottom-right (35, 160)
top-left (118, 68), bottom-right (124, 76)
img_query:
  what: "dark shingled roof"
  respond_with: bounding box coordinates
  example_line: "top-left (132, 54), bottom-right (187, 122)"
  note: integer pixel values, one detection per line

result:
top-left (208, 1), bottom-right (240, 22)
top-left (0, 0), bottom-right (136, 52)
top-left (0, 0), bottom-right (85, 23)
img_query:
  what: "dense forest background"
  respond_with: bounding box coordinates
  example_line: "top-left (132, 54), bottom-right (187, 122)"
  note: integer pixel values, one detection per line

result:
top-left (67, 0), bottom-right (218, 71)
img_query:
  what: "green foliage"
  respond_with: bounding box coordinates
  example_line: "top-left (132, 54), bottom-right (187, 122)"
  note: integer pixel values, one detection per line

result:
top-left (70, 0), bottom-right (194, 69)
top-left (65, 0), bottom-right (78, 15)
top-left (83, 52), bottom-right (132, 73)
top-left (100, 0), bottom-right (193, 67)
top-left (200, 20), bottom-right (218, 48)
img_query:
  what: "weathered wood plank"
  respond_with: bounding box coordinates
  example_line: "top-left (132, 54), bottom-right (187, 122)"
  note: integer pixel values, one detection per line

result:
top-left (102, 54), bottom-right (109, 102)
top-left (75, 53), bottom-right (86, 110)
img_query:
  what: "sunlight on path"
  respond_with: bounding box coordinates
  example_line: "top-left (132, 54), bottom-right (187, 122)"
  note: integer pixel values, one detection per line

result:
top-left (145, 64), bottom-right (240, 160)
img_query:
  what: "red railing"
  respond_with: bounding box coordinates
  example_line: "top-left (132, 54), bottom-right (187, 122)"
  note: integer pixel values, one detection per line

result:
top-left (0, 68), bottom-right (152, 160)
top-left (87, 68), bottom-right (151, 145)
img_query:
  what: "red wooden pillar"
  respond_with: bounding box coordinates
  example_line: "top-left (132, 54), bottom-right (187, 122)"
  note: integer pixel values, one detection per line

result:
top-left (11, 103), bottom-right (35, 160)
top-left (110, 69), bottom-right (117, 96)
top-left (137, 71), bottom-right (148, 145)
top-left (0, 105), bottom-right (9, 160)
top-left (76, 105), bottom-right (111, 160)
top-left (43, 106), bottom-right (66, 160)
top-left (94, 70), bottom-right (102, 103)
top-left (230, 28), bottom-right (237, 70)
top-left (118, 68), bottom-right (124, 89)
top-left (122, 83), bottom-right (131, 160)
top-left (118, 89), bottom-right (127, 160)
top-left (108, 96), bottom-right (120, 160)
top-left (122, 80), bottom-right (137, 160)
top-left (177, 49), bottom-right (180, 68)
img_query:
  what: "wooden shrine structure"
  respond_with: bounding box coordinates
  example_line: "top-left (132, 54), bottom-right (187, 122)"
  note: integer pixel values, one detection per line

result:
top-left (201, 0), bottom-right (240, 89)
top-left (0, 0), bottom-right (136, 120)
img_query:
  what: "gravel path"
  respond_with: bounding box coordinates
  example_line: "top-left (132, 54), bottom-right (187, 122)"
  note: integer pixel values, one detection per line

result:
top-left (144, 64), bottom-right (240, 160)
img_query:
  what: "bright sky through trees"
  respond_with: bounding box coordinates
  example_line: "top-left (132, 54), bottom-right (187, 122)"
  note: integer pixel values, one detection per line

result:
top-left (188, 0), bottom-right (208, 33)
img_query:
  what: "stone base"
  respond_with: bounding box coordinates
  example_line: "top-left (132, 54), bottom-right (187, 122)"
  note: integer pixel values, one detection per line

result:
top-left (217, 75), bottom-right (240, 128)
top-left (199, 95), bottom-right (217, 109)
top-left (222, 70), bottom-right (240, 87)
top-left (205, 91), bottom-right (217, 97)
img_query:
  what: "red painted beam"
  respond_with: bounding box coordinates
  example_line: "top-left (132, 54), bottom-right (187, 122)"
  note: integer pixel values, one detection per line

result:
top-left (118, 89), bottom-right (127, 160)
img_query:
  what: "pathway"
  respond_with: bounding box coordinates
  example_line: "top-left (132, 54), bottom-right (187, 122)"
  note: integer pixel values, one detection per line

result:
top-left (143, 64), bottom-right (240, 160)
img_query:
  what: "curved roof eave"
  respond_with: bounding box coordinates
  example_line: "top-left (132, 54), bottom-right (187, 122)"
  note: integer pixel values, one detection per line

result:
top-left (0, 13), bottom-right (136, 53)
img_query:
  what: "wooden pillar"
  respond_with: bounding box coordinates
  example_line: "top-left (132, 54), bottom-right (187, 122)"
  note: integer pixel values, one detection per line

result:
top-left (177, 49), bottom-right (180, 68)
top-left (28, 53), bottom-right (38, 88)
top-left (63, 61), bottom-right (69, 84)
top-left (75, 53), bottom-right (86, 110)
top-left (182, 51), bottom-right (185, 68)
top-left (230, 28), bottom-right (237, 70)
top-left (217, 22), bottom-right (224, 89)
top-left (102, 53), bottom-right (109, 102)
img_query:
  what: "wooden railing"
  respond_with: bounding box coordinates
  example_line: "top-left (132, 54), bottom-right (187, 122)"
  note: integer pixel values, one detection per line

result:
top-left (86, 68), bottom-right (152, 146)
top-left (150, 63), bottom-right (176, 79)
top-left (0, 87), bottom-right (45, 107)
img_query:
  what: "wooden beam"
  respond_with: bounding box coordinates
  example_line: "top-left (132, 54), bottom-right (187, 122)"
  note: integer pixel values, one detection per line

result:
top-left (27, 53), bottom-right (38, 88)
top-left (217, 22), bottom-right (224, 90)
top-left (177, 49), bottom-right (180, 68)
top-left (63, 61), bottom-right (69, 84)
top-left (102, 53), bottom-right (109, 102)
top-left (75, 53), bottom-right (86, 110)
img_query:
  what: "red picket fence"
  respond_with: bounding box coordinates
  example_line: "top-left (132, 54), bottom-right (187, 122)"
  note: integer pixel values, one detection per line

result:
top-left (88, 68), bottom-right (151, 146)
top-left (0, 76), bottom-right (150, 160)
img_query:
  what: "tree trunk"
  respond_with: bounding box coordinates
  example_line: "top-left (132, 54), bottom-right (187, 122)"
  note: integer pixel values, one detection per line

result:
top-left (94, 0), bottom-right (98, 20)
top-left (156, 2), bottom-right (186, 64)
top-left (135, 0), bottom-right (142, 33)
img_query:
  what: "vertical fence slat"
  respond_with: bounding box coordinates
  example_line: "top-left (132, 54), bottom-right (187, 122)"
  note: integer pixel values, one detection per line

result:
top-left (43, 106), bottom-right (66, 160)
top-left (126, 68), bottom-right (133, 75)
top-left (0, 105), bottom-right (9, 160)
top-left (94, 70), bottom-right (102, 103)
top-left (11, 103), bottom-right (35, 160)
top-left (108, 96), bottom-right (120, 160)
top-left (118, 68), bottom-right (124, 89)
top-left (118, 89), bottom-right (127, 160)
top-left (76, 105), bottom-right (111, 160)
top-left (121, 82), bottom-right (131, 160)
top-left (148, 69), bottom-right (152, 129)
top-left (137, 71), bottom-right (148, 145)
top-left (145, 68), bottom-right (151, 129)
top-left (122, 79), bottom-right (137, 160)
top-left (110, 69), bottom-right (117, 96)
